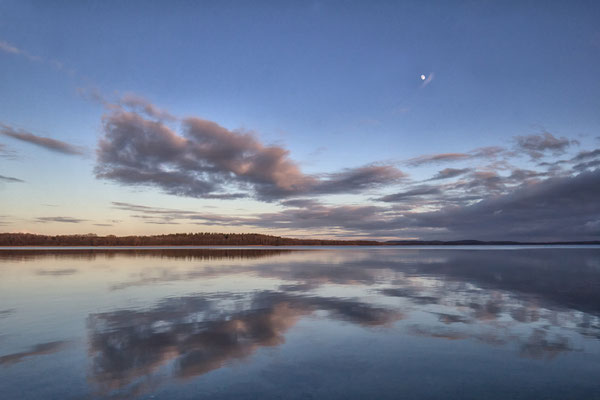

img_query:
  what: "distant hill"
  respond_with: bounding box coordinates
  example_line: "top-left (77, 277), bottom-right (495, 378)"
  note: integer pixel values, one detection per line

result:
top-left (385, 240), bottom-right (600, 245)
top-left (0, 233), bottom-right (598, 247)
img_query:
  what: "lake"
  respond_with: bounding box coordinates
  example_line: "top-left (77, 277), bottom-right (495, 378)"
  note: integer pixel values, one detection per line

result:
top-left (1, 246), bottom-right (599, 399)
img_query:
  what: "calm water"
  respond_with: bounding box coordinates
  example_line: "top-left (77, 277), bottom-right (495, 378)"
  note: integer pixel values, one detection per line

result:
top-left (1, 247), bottom-right (599, 399)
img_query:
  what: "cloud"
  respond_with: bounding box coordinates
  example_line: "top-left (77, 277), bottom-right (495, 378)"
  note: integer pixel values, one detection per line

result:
top-left (406, 153), bottom-right (471, 167)
top-left (0, 40), bottom-right (20, 54)
top-left (0, 39), bottom-right (41, 62)
top-left (405, 147), bottom-right (505, 167)
top-left (112, 159), bottom-right (600, 241)
top-left (0, 39), bottom-right (66, 71)
top-left (0, 124), bottom-right (84, 156)
top-left (514, 132), bottom-right (578, 159)
top-left (405, 169), bottom-right (600, 241)
top-left (378, 185), bottom-right (442, 203)
top-left (429, 168), bottom-right (472, 180)
top-left (96, 104), bottom-right (403, 200)
top-left (0, 174), bottom-right (24, 183)
top-left (119, 93), bottom-right (176, 121)
top-left (35, 216), bottom-right (88, 224)
top-left (0, 143), bottom-right (17, 159)
top-left (313, 165), bottom-right (406, 194)
top-left (571, 148), bottom-right (600, 162)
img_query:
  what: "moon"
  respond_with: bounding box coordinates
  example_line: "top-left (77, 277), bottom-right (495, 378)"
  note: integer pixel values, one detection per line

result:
top-left (420, 74), bottom-right (426, 80)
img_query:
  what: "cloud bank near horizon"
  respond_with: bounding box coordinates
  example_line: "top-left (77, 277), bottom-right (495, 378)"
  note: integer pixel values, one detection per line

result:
top-left (88, 96), bottom-right (600, 241)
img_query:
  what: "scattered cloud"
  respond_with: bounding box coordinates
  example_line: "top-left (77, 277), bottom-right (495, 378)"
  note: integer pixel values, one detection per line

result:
top-left (119, 93), bottom-right (176, 121)
top-left (406, 152), bottom-right (471, 167)
top-left (0, 39), bottom-right (40, 62)
top-left (0, 124), bottom-right (85, 156)
top-left (405, 146), bottom-right (505, 167)
top-left (429, 168), bottom-right (472, 180)
top-left (0, 143), bottom-right (18, 159)
top-left (514, 132), bottom-right (578, 160)
top-left (0, 174), bottom-right (24, 183)
top-left (35, 216), bottom-right (88, 224)
top-left (378, 185), bottom-right (442, 203)
top-left (0, 39), bottom-right (65, 71)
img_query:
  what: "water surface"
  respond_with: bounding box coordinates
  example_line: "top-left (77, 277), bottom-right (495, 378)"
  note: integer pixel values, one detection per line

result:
top-left (1, 247), bottom-right (599, 399)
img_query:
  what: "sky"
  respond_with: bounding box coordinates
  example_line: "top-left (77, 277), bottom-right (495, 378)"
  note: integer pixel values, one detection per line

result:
top-left (1, 0), bottom-right (599, 241)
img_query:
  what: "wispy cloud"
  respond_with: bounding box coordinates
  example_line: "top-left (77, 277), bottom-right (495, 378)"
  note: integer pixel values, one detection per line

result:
top-left (0, 174), bottom-right (24, 183)
top-left (0, 123), bottom-right (85, 156)
top-left (405, 147), bottom-right (505, 167)
top-left (428, 168), bottom-right (472, 180)
top-left (514, 132), bottom-right (578, 160)
top-left (0, 143), bottom-right (18, 160)
top-left (0, 39), bottom-right (65, 71)
top-left (35, 216), bottom-right (88, 224)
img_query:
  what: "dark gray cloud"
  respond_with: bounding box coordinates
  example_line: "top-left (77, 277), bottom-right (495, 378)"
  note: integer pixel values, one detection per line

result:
top-left (0, 174), bottom-right (24, 183)
top-left (572, 148), bottom-right (600, 162)
top-left (0, 124), bottom-right (84, 156)
top-left (405, 169), bottom-right (600, 241)
top-left (96, 108), bottom-right (403, 200)
top-left (515, 132), bottom-right (578, 159)
top-left (429, 168), bottom-right (472, 180)
top-left (35, 216), bottom-right (88, 224)
top-left (378, 185), bottom-right (442, 203)
top-left (113, 163), bottom-right (600, 240)
top-left (573, 159), bottom-right (600, 171)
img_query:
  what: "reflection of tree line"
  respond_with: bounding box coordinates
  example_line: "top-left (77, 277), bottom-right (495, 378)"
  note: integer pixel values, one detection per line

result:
top-left (0, 232), bottom-right (380, 246)
top-left (0, 248), bottom-right (296, 262)
top-left (86, 291), bottom-right (401, 398)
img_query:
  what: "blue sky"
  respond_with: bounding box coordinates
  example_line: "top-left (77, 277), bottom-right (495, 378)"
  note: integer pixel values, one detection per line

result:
top-left (1, 1), bottom-right (599, 240)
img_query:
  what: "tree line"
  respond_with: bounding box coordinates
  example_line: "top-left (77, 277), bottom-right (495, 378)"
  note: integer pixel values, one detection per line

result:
top-left (0, 232), bottom-right (383, 246)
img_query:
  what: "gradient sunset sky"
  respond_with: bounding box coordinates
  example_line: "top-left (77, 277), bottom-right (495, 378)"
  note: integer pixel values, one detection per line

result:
top-left (1, 1), bottom-right (599, 240)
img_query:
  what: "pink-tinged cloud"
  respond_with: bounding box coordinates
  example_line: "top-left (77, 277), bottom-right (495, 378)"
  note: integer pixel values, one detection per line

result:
top-left (95, 100), bottom-right (404, 200)
top-left (0, 124), bottom-right (85, 156)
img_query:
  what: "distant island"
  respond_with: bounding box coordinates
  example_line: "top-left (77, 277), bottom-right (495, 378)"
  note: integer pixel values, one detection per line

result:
top-left (0, 233), bottom-right (598, 247)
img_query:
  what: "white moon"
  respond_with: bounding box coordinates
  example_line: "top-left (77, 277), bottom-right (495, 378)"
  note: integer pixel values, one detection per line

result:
top-left (420, 74), bottom-right (426, 80)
